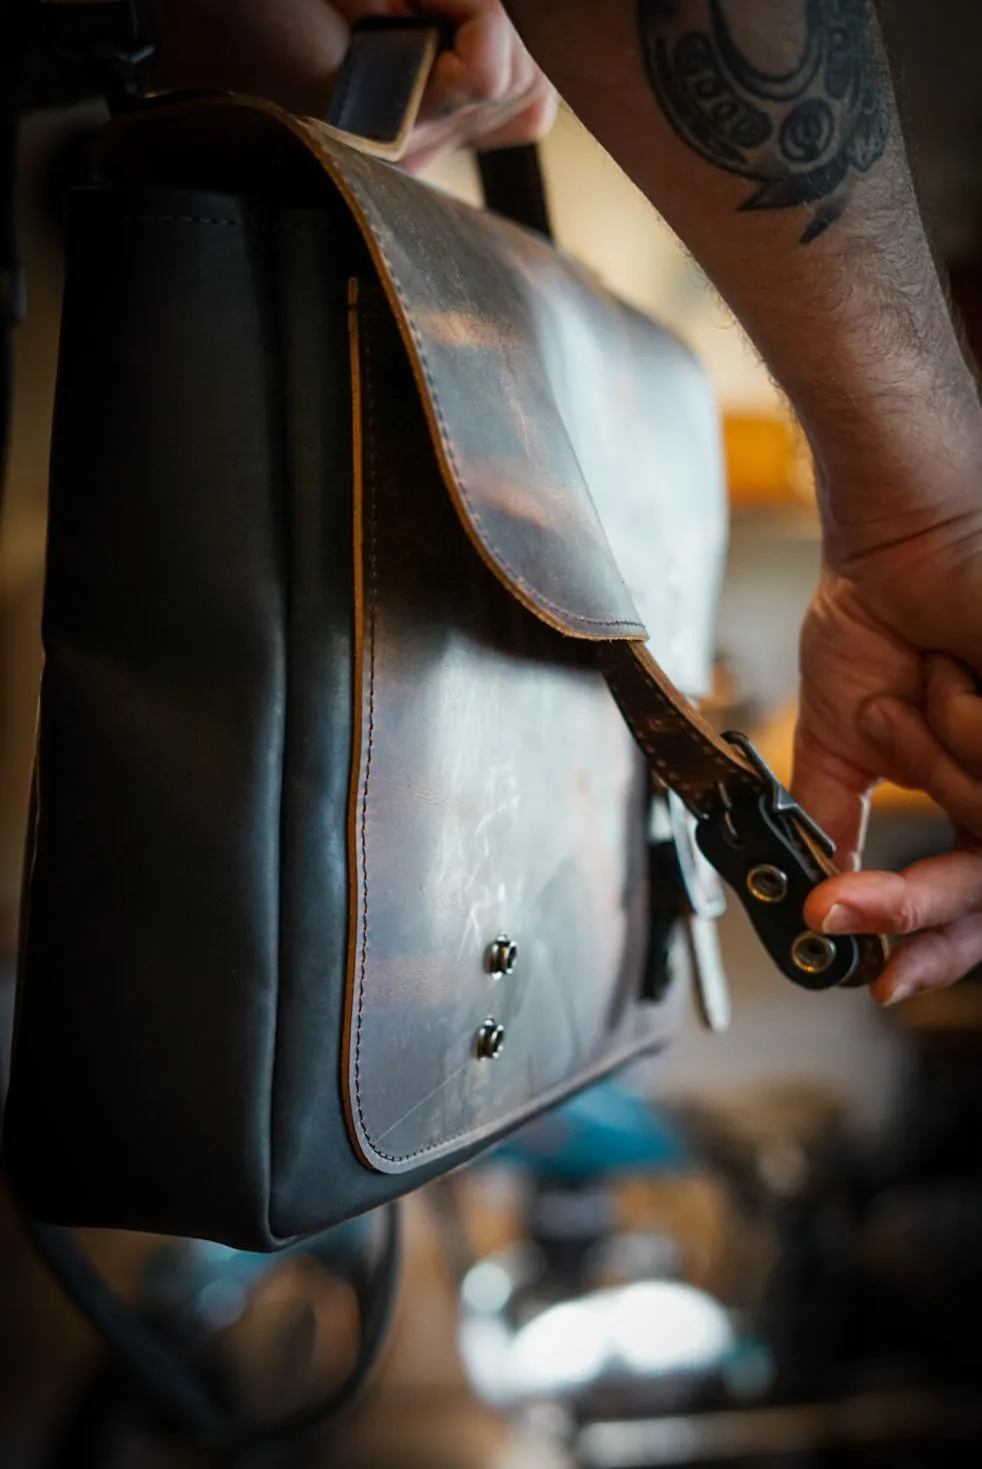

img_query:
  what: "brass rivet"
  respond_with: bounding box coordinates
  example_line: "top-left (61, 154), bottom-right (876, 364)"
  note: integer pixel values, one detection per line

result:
top-left (746, 864), bottom-right (789, 904)
top-left (475, 1018), bottom-right (506, 1060)
top-left (486, 935), bottom-right (518, 977)
top-left (791, 932), bottom-right (836, 976)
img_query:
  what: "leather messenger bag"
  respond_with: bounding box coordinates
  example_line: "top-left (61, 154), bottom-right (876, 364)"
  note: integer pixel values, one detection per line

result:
top-left (4, 20), bottom-right (886, 1251)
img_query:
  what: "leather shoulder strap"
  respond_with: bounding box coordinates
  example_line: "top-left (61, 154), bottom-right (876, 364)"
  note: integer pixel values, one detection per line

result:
top-left (601, 642), bottom-right (887, 990)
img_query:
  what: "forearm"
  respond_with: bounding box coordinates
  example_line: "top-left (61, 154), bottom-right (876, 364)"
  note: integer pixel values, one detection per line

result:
top-left (507, 1), bottom-right (982, 545)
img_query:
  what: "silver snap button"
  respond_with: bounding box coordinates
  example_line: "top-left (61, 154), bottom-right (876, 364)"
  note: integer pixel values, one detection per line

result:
top-left (475, 1018), bottom-right (506, 1060)
top-left (486, 935), bottom-right (518, 977)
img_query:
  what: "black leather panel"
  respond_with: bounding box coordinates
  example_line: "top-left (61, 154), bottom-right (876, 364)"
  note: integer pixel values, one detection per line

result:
top-left (5, 189), bottom-right (290, 1244)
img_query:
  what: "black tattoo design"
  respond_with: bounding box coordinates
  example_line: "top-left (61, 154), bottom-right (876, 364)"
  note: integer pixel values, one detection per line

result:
top-left (638, 0), bottom-right (890, 242)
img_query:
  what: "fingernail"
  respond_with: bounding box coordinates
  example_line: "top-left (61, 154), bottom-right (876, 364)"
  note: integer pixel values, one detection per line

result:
top-left (821, 903), bottom-right (863, 934)
top-left (859, 700), bottom-right (890, 741)
top-left (883, 983), bottom-right (917, 1007)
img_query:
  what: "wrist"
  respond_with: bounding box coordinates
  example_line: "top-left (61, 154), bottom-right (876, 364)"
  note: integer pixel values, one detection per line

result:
top-left (793, 349), bottom-right (982, 566)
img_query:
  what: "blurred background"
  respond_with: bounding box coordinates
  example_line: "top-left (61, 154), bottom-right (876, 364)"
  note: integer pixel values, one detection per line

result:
top-left (4, 4), bottom-right (982, 1467)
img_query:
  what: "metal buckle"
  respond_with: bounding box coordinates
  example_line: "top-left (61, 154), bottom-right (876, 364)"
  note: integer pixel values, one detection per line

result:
top-left (694, 731), bottom-right (859, 992)
top-left (721, 731), bottom-right (836, 858)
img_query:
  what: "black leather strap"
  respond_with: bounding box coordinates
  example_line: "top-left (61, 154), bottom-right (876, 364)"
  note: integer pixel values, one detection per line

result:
top-left (600, 642), bottom-right (888, 991)
top-left (327, 15), bottom-right (554, 240)
top-left (478, 143), bottom-right (552, 238)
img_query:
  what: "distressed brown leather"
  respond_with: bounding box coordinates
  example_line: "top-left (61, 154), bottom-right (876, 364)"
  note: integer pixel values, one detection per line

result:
top-left (346, 290), bottom-right (686, 1171)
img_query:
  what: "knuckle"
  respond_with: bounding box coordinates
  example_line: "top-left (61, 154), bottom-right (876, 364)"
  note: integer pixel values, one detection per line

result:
top-left (467, 52), bottom-right (510, 104)
top-left (893, 895), bottom-right (920, 935)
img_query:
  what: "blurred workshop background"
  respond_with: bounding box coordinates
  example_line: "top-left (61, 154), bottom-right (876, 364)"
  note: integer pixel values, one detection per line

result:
top-left (3, 4), bottom-right (982, 1468)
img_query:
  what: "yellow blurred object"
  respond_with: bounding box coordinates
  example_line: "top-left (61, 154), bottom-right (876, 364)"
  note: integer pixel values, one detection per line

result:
top-left (724, 412), bottom-right (816, 509)
top-left (753, 700), bottom-right (940, 816)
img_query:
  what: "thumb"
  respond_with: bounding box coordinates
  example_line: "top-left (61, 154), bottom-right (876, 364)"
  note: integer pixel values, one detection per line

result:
top-left (790, 713), bottom-right (876, 871)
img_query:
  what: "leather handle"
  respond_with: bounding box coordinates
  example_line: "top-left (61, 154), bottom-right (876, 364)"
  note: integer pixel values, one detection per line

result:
top-left (325, 15), bottom-right (553, 239)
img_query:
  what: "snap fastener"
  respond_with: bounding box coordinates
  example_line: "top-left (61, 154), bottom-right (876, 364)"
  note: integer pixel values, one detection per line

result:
top-left (475, 1018), bottom-right (506, 1060)
top-left (486, 935), bottom-right (518, 977)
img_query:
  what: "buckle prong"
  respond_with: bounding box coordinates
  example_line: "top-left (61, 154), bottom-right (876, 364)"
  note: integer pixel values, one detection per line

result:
top-left (722, 730), bottom-right (836, 858)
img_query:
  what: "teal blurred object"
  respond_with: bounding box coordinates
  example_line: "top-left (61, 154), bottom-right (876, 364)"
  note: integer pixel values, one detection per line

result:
top-left (490, 1081), bottom-right (688, 1181)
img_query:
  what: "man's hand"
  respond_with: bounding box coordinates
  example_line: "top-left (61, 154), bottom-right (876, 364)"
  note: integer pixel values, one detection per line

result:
top-left (795, 492), bottom-right (982, 1006)
top-left (150, 0), bottom-right (555, 168)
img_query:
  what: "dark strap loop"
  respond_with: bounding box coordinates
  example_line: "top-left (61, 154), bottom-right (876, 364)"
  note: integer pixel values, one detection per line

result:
top-left (327, 15), bottom-right (554, 240)
top-left (478, 143), bottom-right (552, 239)
top-left (599, 641), bottom-right (888, 991)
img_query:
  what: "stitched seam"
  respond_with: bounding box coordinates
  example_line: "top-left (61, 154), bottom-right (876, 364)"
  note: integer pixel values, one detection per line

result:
top-left (344, 180), bottom-right (644, 635)
top-left (114, 216), bottom-right (324, 233)
top-left (604, 665), bottom-right (739, 788)
top-left (353, 322), bottom-right (379, 1161)
top-left (354, 323), bottom-right (437, 1164)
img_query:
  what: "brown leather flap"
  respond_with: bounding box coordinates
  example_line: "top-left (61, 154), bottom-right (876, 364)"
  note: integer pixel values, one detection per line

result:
top-left (97, 97), bottom-right (726, 688)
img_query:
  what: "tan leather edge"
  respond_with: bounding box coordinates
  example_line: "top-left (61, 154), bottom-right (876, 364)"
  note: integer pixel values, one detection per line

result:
top-left (355, 1032), bottom-right (676, 1176)
top-left (317, 125), bottom-right (409, 164)
top-left (341, 278), bottom-right (379, 1171)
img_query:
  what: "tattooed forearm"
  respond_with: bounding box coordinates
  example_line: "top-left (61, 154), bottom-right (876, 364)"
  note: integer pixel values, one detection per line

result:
top-left (637, 0), bottom-right (890, 243)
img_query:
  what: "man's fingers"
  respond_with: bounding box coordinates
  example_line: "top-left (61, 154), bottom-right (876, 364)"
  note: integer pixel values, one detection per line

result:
top-left (790, 722), bottom-right (873, 870)
top-left (860, 693), bottom-right (982, 839)
top-left (396, 0), bottom-right (556, 165)
top-left (466, 85), bottom-right (558, 149)
top-left (153, 0), bottom-right (352, 113)
top-left (804, 846), bottom-right (982, 938)
top-left (869, 911), bottom-right (982, 1006)
top-left (924, 652), bottom-right (982, 778)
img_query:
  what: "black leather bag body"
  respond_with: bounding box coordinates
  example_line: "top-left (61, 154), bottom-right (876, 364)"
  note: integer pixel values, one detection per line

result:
top-left (4, 75), bottom-right (884, 1249)
top-left (3, 93), bottom-right (724, 1247)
